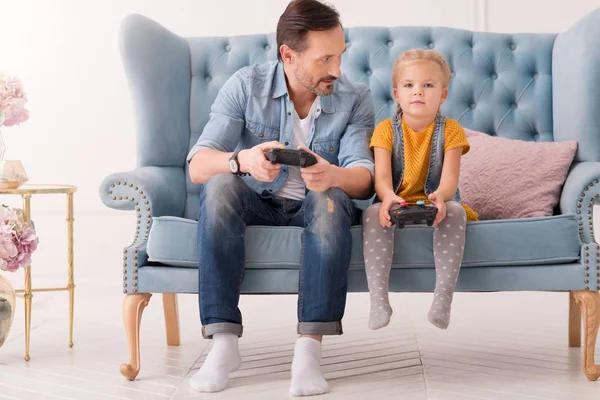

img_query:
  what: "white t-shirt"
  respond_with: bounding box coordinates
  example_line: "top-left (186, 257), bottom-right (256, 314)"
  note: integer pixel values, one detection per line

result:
top-left (276, 98), bottom-right (320, 201)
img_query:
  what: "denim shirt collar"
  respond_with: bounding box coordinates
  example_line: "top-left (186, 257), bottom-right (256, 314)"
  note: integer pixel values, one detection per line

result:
top-left (320, 95), bottom-right (335, 114)
top-left (272, 62), bottom-right (288, 99)
top-left (271, 61), bottom-right (335, 114)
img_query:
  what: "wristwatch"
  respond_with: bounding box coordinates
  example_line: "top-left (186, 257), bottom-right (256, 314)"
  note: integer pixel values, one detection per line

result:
top-left (229, 150), bottom-right (247, 176)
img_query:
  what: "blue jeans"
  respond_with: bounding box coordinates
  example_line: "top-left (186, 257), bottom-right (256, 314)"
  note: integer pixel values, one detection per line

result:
top-left (197, 174), bottom-right (358, 339)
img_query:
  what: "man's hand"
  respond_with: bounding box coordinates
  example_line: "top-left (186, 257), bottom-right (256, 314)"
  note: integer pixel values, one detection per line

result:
top-left (238, 141), bottom-right (283, 182)
top-left (298, 146), bottom-right (337, 192)
top-left (428, 192), bottom-right (446, 226)
top-left (379, 192), bottom-right (405, 228)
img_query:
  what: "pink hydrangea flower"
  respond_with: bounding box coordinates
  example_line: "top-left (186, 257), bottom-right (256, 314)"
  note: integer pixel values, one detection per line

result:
top-left (0, 205), bottom-right (38, 272)
top-left (0, 74), bottom-right (29, 127)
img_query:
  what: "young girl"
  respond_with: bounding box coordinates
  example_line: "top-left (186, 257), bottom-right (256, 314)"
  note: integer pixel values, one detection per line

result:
top-left (363, 49), bottom-right (478, 330)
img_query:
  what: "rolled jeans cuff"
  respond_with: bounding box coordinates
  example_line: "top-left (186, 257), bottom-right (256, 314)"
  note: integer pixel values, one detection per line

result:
top-left (202, 322), bottom-right (243, 339)
top-left (297, 321), bottom-right (343, 336)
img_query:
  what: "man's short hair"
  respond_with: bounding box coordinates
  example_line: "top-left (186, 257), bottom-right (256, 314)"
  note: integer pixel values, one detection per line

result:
top-left (276, 0), bottom-right (342, 62)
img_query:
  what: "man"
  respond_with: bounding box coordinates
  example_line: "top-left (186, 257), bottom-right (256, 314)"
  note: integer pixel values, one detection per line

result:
top-left (187, 0), bottom-right (374, 396)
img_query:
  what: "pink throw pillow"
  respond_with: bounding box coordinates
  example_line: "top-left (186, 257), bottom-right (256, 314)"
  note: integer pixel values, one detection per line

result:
top-left (458, 129), bottom-right (577, 220)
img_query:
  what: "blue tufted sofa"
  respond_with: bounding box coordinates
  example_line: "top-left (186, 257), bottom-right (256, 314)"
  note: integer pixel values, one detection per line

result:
top-left (101, 10), bottom-right (600, 381)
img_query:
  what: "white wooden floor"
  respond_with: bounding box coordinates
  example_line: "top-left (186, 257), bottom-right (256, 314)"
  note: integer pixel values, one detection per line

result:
top-left (0, 276), bottom-right (599, 400)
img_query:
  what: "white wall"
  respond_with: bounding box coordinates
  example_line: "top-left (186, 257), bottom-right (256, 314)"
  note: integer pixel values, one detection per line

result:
top-left (0, 0), bottom-right (598, 286)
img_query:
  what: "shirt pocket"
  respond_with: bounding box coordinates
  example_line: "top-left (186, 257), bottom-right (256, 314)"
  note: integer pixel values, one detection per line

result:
top-left (245, 121), bottom-right (280, 142)
top-left (312, 139), bottom-right (340, 165)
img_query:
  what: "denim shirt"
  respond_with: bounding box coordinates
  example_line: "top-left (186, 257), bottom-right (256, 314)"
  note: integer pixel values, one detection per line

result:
top-left (187, 61), bottom-right (375, 198)
top-left (390, 112), bottom-right (461, 202)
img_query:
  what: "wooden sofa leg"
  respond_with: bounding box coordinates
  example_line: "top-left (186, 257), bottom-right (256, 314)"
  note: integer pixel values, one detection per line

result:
top-left (573, 290), bottom-right (600, 381)
top-left (163, 293), bottom-right (180, 346)
top-left (120, 293), bottom-right (152, 381)
top-left (569, 291), bottom-right (581, 347)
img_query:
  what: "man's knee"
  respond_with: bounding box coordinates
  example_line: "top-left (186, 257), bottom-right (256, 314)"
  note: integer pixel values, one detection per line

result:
top-left (304, 189), bottom-right (356, 238)
top-left (199, 175), bottom-right (251, 225)
top-left (306, 188), bottom-right (352, 218)
top-left (201, 174), bottom-right (247, 207)
top-left (304, 189), bottom-right (354, 259)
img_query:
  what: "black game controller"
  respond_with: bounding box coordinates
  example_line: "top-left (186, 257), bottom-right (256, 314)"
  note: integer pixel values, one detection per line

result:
top-left (265, 148), bottom-right (318, 168)
top-left (389, 200), bottom-right (438, 229)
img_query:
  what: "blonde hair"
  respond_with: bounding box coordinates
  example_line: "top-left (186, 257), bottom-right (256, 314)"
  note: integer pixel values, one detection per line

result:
top-left (391, 49), bottom-right (452, 114)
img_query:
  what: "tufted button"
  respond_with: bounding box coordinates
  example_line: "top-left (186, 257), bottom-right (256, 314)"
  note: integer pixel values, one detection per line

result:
top-left (329, 147), bottom-right (334, 152)
top-left (470, 103), bottom-right (476, 109)
top-left (387, 40), bottom-right (394, 48)
top-left (509, 43), bottom-right (516, 51)
top-left (491, 73), bottom-right (498, 80)
top-left (365, 69), bottom-right (372, 76)
top-left (533, 73), bottom-right (539, 79)
top-left (225, 44), bottom-right (231, 52)
top-left (259, 133), bottom-right (264, 138)
top-left (428, 42), bottom-right (435, 49)
top-left (511, 103), bottom-right (518, 110)
top-left (264, 44), bottom-right (271, 51)
top-left (205, 76), bottom-right (212, 83)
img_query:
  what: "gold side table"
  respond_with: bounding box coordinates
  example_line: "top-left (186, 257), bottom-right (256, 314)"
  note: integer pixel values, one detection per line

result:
top-left (0, 184), bottom-right (77, 361)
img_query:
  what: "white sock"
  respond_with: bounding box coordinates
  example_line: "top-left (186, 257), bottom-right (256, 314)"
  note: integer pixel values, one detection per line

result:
top-left (189, 333), bottom-right (242, 393)
top-left (289, 337), bottom-right (329, 397)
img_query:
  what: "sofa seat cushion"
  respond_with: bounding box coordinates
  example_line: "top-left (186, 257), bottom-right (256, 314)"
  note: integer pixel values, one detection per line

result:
top-left (146, 214), bottom-right (580, 270)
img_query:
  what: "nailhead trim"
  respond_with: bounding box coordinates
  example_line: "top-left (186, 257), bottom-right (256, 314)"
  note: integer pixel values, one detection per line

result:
top-left (577, 179), bottom-right (600, 290)
top-left (109, 180), bottom-right (153, 294)
top-left (582, 244), bottom-right (600, 291)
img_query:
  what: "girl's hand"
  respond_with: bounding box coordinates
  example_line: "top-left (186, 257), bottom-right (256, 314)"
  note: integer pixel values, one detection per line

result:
top-left (428, 192), bottom-right (446, 226)
top-left (379, 193), bottom-right (405, 228)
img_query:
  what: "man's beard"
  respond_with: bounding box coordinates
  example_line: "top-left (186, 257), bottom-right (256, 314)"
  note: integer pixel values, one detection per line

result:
top-left (295, 66), bottom-right (336, 96)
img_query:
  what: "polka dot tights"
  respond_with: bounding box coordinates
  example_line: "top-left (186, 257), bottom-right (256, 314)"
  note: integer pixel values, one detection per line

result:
top-left (362, 201), bottom-right (466, 330)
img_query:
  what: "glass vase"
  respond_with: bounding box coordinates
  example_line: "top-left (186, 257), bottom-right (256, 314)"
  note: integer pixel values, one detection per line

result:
top-left (0, 275), bottom-right (16, 349)
top-left (0, 129), bottom-right (28, 189)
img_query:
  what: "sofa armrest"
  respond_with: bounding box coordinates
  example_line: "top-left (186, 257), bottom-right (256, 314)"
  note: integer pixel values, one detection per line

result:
top-left (560, 162), bottom-right (600, 244)
top-left (99, 166), bottom-right (186, 294)
top-left (100, 166), bottom-right (185, 217)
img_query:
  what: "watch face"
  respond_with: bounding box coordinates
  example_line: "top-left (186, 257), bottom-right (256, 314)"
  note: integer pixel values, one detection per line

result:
top-left (229, 159), bottom-right (239, 173)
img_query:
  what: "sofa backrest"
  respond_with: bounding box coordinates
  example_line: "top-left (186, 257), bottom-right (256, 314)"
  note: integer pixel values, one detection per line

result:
top-left (118, 10), bottom-right (600, 220)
